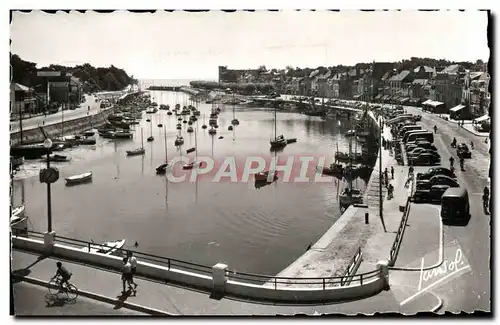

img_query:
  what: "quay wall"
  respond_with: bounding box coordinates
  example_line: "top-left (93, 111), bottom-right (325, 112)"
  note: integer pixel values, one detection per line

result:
top-left (12, 234), bottom-right (387, 304)
top-left (10, 107), bottom-right (114, 146)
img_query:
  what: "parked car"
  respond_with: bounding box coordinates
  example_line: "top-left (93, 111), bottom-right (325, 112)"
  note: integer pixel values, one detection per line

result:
top-left (409, 152), bottom-right (441, 166)
top-left (414, 141), bottom-right (438, 151)
top-left (416, 167), bottom-right (457, 180)
top-left (457, 143), bottom-right (472, 158)
top-left (407, 147), bottom-right (427, 158)
top-left (413, 185), bottom-right (450, 203)
top-left (416, 175), bottom-right (459, 190)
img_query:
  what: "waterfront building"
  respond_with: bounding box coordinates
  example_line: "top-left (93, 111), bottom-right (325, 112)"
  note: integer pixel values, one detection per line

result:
top-left (10, 82), bottom-right (38, 116)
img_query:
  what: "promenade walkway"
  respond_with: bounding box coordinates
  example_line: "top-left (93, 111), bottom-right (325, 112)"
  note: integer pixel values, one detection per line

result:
top-left (13, 249), bottom-right (444, 315)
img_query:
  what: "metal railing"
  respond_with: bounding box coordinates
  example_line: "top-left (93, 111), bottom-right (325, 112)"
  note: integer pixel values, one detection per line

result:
top-left (340, 247), bottom-right (363, 286)
top-left (389, 197), bottom-right (411, 265)
top-left (225, 268), bottom-right (381, 290)
top-left (15, 230), bottom-right (383, 290)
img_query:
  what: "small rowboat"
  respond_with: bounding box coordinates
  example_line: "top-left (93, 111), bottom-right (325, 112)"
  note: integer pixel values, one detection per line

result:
top-left (48, 154), bottom-right (71, 162)
top-left (126, 148), bottom-right (145, 156)
top-left (286, 138), bottom-right (297, 144)
top-left (186, 147), bottom-right (196, 154)
top-left (65, 172), bottom-right (92, 185)
top-left (83, 239), bottom-right (126, 256)
top-left (254, 170), bottom-right (278, 182)
top-left (156, 163), bottom-right (171, 174)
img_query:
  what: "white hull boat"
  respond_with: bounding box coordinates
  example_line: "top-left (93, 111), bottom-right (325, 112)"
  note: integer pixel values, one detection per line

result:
top-left (83, 239), bottom-right (126, 256)
top-left (65, 172), bottom-right (92, 185)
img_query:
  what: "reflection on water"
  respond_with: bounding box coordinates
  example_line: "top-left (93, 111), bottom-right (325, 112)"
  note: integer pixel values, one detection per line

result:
top-left (13, 90), bottom-right (370, 275)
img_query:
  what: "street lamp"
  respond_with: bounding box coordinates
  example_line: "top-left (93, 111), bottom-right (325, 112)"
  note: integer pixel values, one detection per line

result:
top-left (43, 138), bottom-right (53, 232)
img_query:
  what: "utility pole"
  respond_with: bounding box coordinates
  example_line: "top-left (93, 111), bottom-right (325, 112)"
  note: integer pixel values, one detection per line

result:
top-left (379, 116), bottom-right (387, 232)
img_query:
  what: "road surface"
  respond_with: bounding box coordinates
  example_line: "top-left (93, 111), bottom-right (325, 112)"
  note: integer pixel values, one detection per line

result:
top-left (9, 87), bottom-right (137, 134)
top-left (12, 282), bottom-right (146, 316)
top-left (403, 105), bottom-right (491, 312)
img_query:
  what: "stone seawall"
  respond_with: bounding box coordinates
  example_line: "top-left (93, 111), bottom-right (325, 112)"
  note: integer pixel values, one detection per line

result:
top-left (10, 107), bottom-right (114, 145)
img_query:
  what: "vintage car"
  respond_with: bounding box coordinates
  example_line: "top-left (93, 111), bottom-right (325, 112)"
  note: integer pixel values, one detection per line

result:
top-left (413, 185), bottom-right (451, 203)
top-left (457, 143), bottom-right (472, 159)
top-left (409, 152), bottom-right (441, 166)
top-left (416, 175), bottom-right (459, 191)
top-left (416, 167), bottom-right (457, 180)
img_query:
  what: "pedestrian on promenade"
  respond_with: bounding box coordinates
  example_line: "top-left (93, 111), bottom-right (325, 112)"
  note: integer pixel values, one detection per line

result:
top-left (121, 257), bottom-right (134, 294)
top-left (470, 141), bottom-right (474, 150)
top-left (391, 166), bottom-right (394, 179)
top-left (127, 251), bottom-right (138, 290)
top-left (384, 168), bottom-right (389, 184)
top-left (408, 164), bottom-right (414, 177)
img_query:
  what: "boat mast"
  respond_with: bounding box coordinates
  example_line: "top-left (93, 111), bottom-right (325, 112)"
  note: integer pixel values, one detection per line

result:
top-left (274, 105), bottom-right (277, 140)
top-left (194, 127), bottom-right (198, 162)
top-left (141, 128), bottom-right (144, 149)
top-left (348, 136), bottom-right (353, 196)
top-left (164, 125), bottom-right (167, 162)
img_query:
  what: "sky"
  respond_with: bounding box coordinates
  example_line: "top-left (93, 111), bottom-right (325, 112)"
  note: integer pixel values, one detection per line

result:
top-left (10, 10), bottom-right (490, 80)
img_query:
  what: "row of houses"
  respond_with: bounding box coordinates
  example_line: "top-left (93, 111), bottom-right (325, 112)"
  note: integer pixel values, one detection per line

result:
top-left (10, 72), bottom-right (84, 117)
top-left (219, 62), bottom-right (490, 119)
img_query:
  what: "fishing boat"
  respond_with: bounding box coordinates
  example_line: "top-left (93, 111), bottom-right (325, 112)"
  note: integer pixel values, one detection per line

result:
top-left (322, 163), bottom-right (344, 177)
top-left (270, 105), bottom-right (287, 149)
top-left (208, 127), bottom-right (217, 135)
top-left (182, 129), bottom-right (200, 169)
top-left (228, 125), bottom-right (233, 131)
top-left (231, 93), bottom-right (240, 125)
top-left (65, 171), bottom-right (93, 185)
top-left (147, 119), bottom-right (154, 142)
top-left (126, 128), bottom-right (146, 156)
top-left (286, 138), bottom-right (297, 144)
top-left (11, 205), bottom-right (25, 220)
top-left (254, 170), bottom-right (278, 182)
top-left (174, 136), bottom-right (184, 146)
top-left (79, 136), bottom-right (96, 145)
top-left (339, 138), bottom-right (363, 209)
top-left (167, 111), bottom-right (173, 116)
top-left (114, 130), bottom-right (133, 139)
top-left (146, 119), bottom-right (151, 122)
top-left (47, 154), bottom-right (71, 162)
top-left (82, 130), bottom-right (95, 137)
top-left (188, 121), bottom-right (193, 126)
top-left (83, 239), bottom-right (126, 256)
top-left (100, 131), bottom-right (116, 139)
top-left (186, 147), bottom-right (196, 154)
top-left (187, 126), bottom-right (194, 133)
top-left (156, 125), bottom-right (171, 174)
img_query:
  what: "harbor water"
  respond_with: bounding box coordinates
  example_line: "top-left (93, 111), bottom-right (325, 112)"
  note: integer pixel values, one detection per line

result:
top-left (12, 89), bottom-right (369, 275)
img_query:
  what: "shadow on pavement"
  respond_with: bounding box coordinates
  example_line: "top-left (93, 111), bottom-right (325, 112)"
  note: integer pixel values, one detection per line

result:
top-left (113, 289), bottom-right (135, 310)
top-left (11, 255), bottom-right (47, 283)
top-left (44, 293), bottom-right (76, 308)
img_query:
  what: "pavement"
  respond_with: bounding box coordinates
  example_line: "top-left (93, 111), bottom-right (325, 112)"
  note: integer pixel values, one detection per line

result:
top-left (383, 105), bottom-right (491, 312)
top-left (11, 250), bottom-right (443, 315)
top-left (12, 281), bottom-right (146, 316)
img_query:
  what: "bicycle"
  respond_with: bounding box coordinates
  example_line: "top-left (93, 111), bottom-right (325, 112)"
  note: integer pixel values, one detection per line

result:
top-left (48, 276), bottom-right (79, 301)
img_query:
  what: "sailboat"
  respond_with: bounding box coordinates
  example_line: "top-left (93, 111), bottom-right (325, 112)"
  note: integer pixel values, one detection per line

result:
top-left (183, 128), bottom-right (202, 169)
top-left (147, 119), bottom-right (154, 142)
top-left (126, 128), bottom-right (145, 156)
top-left (270, 105), bottom-right (287, 149)
top-left (231, 91), bottom-right (240, 126)
top-left (201, 114), bottom-right (208, 129)
top-left (339, 137), bottom-right (363, 210)
top-left (156, 125), bottom-right (171, 174)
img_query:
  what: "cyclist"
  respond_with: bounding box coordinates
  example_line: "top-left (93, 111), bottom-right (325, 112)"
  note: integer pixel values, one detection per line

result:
top-left (52, 262), bottom-right (72, 292)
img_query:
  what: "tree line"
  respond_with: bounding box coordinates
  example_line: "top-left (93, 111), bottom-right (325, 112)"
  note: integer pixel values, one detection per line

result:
top-left (10, 54), bottom-right (137, 93)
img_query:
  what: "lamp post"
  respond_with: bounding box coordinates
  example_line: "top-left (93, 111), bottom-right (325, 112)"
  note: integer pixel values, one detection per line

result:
top-left (43, 138), bottom-right (53, 232)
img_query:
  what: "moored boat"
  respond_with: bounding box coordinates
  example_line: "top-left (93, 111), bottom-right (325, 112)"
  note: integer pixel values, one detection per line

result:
top-left (255, 170), bottom-right (278, 182)
top-left (65, 171), bottom-right (92, 185)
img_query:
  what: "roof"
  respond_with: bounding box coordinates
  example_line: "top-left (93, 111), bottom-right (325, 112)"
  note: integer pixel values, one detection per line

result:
top-left (348, 69), bottom-right (357, 77)
top-left (11, 83), bottom-right (30, 92)
top-left (389, 70), bottom-right (411, 82)
top-left (414, 66), bottom-right (435, 73)
top-left (381, 71), bottom-right (392, 81)
top-left (440, 64), bottom-right (461, 74)
top-left (469, 71), bottom-right (484, 80)
top-left (309, 70), bottom-right (320, 78)
top-left (412, 79), bottom-right (429, 85)
top-left (321, 70), bottom-right (332, 79)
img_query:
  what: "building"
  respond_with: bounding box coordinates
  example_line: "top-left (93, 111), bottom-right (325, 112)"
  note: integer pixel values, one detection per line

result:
top-left (317, 70), bottom-right (332, 98)
top-left (10, 82), bottom-right (38, 116)
top-left (309, 70), bottom-right (321, 95)
top-left (463, 71), bottom-right (490, 118)
top-left (433, 64), bottom-right (465, 109)
top-left (388, 70), bottom-right (413, 97)
top-left (413, 66), bottom-right (436, 79)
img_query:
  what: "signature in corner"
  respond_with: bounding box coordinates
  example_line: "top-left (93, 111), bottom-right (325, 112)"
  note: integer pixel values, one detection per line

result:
top-left (419, 248), bottom-right (470, 290)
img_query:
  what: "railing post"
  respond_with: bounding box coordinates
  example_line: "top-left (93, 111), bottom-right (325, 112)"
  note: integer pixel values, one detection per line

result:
top-left (168, 258), bottom-right (171, 270)
top-left (212, 263), bottom-right (228, 297)
top-left (360, 274), bottom-right (363, 285)
top-left (43, 231), bottom-right (56, 254)
top-left (322, 278), bottom-right (325, 290)
top-left (274, 278), bottom-right (277, 290)
top-left (376, 260), bottom-right (390, 290)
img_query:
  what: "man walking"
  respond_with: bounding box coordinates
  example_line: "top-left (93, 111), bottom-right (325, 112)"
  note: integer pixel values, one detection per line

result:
top-left (127, 251), bottom-right (138, 290)
top-left (391, 166), bottom-right (394, 179)
top-left (121, 257), bottom-right (134, 294)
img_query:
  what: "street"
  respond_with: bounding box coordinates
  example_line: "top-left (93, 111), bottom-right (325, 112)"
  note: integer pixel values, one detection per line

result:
top-left (400, 106), bottom-right (491, 312)
top-left (9, 87), bottom-right (136, 134)
top-left (12, 282), bottom-right (146, 316)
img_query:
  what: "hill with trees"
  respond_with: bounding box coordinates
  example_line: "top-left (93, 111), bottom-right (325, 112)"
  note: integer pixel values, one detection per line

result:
top-left (10, 54), bottom-right (137, 93)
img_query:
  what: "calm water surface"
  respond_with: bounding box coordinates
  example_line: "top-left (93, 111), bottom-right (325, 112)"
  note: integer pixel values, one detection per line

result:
top-left (13, 90), bottom-right (368, 275)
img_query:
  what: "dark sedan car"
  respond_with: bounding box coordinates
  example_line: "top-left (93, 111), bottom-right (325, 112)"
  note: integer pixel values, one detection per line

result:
top-left (416, 167), bottom-right (457, 180)
top-left (416, 175), bottom-right (459, 191)
top-left (457, 143), bottom-right (472, 158)
top-left (409, 152), bottom-right (441, 166)
top-left (413, 185), bottom-right (450, 203)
